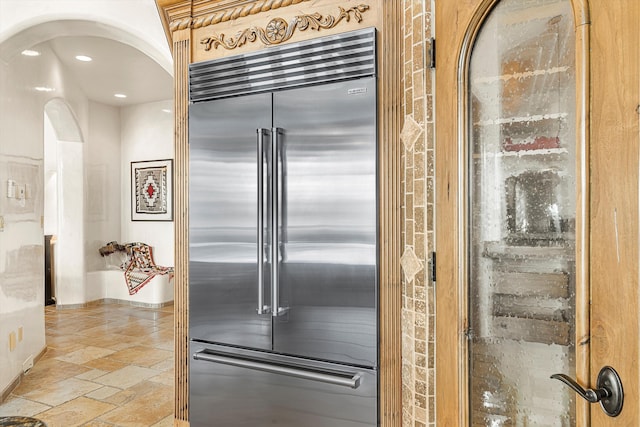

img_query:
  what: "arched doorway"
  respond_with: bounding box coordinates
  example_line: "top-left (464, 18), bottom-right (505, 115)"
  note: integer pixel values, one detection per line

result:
top-left (44, 98), bottom-right (85, 306)
top-left (0, 11), bottom-right (175, 420)
top-left (435, 0), bottom-right (640, 425)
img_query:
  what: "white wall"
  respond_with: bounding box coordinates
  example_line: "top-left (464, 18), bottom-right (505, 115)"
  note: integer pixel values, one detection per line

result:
top-left (0, 41), bottom-right (88, 396)
top-left (43, 113), bottom-right (58, 235)
top-left (0, 0), bottom-right (173, 397)
top-left (55, 140), bottom-right (86, 305)
top-left (85, 101), bottom-right (122, 275)
top-left (120, 100), bottom-right (175, 268)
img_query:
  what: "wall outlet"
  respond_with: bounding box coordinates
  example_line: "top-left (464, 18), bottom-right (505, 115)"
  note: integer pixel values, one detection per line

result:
top-left (0, 215), bottom-right (4, 232)
top-left (18, 327), bottom-right (23, 342)
top-left (9, 332), bottom-right (16, 351)
top-left (23, 355), bottom-right (34, 373)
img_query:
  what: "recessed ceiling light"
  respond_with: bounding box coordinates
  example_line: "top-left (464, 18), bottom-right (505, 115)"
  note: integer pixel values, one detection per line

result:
top-left (161, 109), bottom-right (172, 113)
top-left (114, 93), bottom-right (127, 99)
top-left (35, 86), bottom-right (55, 92)
top-left (21, 49), bottom-right (41, 57)
top-left (75, 55), bottom-right (92, 62)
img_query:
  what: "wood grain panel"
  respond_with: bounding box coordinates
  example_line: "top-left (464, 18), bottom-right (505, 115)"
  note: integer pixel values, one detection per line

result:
top-left (172, 30), bottom-right (191, 425)
top-left (379, 2), bottom-right (402, 425)
top-left (589, 0), bottom-right (639, 425)
top-left (572, 2), bottom-right (590, 424)
top-left (435, 1), bottom-right (486, 425)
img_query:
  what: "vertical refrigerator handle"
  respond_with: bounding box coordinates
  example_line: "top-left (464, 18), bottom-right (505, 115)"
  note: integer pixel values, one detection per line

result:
top-left (256, 128), bottom-right (270, 315)
top-left (271, 127), bottom-right (288, 317)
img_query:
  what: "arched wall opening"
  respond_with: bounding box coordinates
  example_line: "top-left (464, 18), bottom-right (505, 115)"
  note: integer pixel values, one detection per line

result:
top-left (44, 98), bottom-right (86, 306)
top-left (0, 17), bottom-right (172, 75)
top-left (1, 17), bottom-right (174, 309)
top-left (0, 7), bottom-right (174, 399)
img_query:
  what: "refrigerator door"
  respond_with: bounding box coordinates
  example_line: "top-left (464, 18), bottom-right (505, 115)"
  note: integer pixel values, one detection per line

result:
top-left (272, 77), bottom-right (378, 367)
top-left (190, 342), bottom-right (378, 427)
top-left (189, 93), bottom-right (272, 349)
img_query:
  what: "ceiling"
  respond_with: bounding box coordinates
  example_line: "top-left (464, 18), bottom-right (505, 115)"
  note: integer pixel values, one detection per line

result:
top-left (46, 36), bottom-right (173, 107)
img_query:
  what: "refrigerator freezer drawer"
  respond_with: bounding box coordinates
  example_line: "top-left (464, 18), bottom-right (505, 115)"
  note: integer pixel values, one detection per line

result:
top-left (190, 342), bottom-right (378, 426)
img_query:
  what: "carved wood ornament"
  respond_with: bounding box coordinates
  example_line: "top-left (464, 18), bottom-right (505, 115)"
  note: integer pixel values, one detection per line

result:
top-left (200, 5), bottom-right (371, 51)
top-left (168, 0), bottom-right (313, 32)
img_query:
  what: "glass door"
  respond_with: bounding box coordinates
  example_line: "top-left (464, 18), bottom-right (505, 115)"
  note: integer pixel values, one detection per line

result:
top-left (466, 0), bottom-right (577, 425)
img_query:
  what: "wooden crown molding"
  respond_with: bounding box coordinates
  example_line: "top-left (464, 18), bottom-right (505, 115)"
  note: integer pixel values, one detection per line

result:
top-left (156, 0), bottom-right (192, 46)
top-left (156, 0), bottom-right (314, 40)
top-left (200, 5), bottom-right (370, 51)
top-left (191, 0), bottom-right (312, 29)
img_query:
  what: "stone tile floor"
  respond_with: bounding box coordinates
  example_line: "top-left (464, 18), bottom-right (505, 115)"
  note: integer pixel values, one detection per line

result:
top-left (0, 303), bottom-right (174, 427)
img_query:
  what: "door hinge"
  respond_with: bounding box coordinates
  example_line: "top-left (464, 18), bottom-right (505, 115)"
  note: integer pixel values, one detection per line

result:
top-left (431, 251), bottom-right (436, 283)
top-left (428, 38), bottom-right (436, 69)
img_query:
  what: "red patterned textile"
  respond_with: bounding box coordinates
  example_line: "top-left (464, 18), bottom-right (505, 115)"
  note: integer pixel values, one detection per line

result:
top-left (123, 242), bottom-right (174, 295)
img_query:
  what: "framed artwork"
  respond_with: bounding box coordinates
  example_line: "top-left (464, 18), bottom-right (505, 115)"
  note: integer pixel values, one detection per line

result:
top-left (131, 159), bottom-right (173, 221)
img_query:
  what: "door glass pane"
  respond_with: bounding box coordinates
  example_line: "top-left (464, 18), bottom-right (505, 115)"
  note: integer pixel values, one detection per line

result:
top-left (467, 0), bottom-right (576, 425)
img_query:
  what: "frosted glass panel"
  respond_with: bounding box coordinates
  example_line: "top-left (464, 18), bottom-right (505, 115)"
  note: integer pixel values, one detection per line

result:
top-left (467, 0), bottom-right (576, 425)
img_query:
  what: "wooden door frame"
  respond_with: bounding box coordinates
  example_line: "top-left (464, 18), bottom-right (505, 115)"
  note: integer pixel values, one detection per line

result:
top-left (588, 0), bottom-right (640, 424)
top-left (155, 1), bottom-right (404, 425)
top-left (434, 0), bottom-right (591, 425)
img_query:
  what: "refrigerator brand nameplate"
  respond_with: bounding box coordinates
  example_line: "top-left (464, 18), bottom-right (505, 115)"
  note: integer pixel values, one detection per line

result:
top-left (189, 28), bottom-right (376, 103)
top-left (348, 88), bottom-right (368, 95)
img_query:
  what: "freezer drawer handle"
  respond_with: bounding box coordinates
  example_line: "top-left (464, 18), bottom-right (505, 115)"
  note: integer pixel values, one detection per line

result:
top-left (256, 128), bottom-right (270, 315)
top-left (193, 350), bottom-right (362, 389)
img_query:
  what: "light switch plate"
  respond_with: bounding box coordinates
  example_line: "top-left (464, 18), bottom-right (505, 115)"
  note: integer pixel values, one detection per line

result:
top-left (7, 180), bottom-right (16, 198)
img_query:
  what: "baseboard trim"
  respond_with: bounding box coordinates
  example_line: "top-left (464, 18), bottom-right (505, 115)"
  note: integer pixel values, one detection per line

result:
top-left (0, 374), bottom-right (20, 404)
top-left (0, 345), bottom-right (47, 403)
top-left (55, 300), bottom-right (104, 310)
top-left (56, 298), bottom-right (174, 310)
top-left (102, 298), bottom-right (174, 309)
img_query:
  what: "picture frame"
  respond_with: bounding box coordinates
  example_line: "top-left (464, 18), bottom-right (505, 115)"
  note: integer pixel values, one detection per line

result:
top-left (131, 159), bottom-right (173, 221)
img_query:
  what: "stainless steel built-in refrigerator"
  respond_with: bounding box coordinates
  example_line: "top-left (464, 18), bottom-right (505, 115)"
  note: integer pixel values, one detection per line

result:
top-left (188, 29), bottom-right (378, 426)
